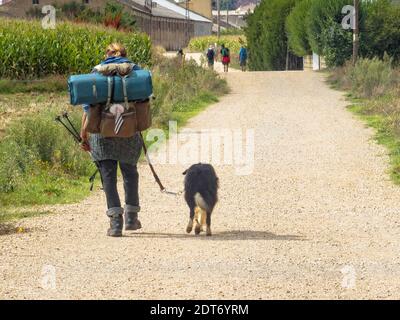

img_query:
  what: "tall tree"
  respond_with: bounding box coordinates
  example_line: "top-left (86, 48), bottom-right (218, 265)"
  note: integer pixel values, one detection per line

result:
top-left (245, 0), bottom-right (296, 71)
top-left (286, 0), bottom-right (312, 57)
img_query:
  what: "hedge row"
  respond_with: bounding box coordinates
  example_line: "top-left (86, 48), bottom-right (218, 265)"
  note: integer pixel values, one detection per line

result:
top-left (246, 0), bottom-right (400, 70)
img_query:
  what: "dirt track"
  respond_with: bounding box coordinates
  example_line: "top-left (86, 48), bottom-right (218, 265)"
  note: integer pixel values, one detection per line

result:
top-left (1, 71), bottom-right (400, 300)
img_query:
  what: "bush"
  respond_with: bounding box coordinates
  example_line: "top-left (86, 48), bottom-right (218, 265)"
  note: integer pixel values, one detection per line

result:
top-left (0, 139), bottom-right (34, 193)
top-left (151, 56), bottom-right (228, 127)
top-left (102, 1), bottom-right (136, 31)
top-left (321, 18), bottom-right (353, 67)
top-left (331, 56), bottom-right (397, 99)
top-left (6, 111), bottom-right (90, 174)
top-left (349, 56), bottom-right (396, 98)
top-left (328, 60), bottom-right (354, 91)
top-left (0, 19), bottom-right (151, 79)
top-left (362, 0), bottom-right (400, 62)
top-left (0, 110), bottom-right (94, 195)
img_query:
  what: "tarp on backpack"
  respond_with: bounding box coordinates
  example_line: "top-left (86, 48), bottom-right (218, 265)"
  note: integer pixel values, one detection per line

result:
top-left (68, 70), bottom-right (153, 106)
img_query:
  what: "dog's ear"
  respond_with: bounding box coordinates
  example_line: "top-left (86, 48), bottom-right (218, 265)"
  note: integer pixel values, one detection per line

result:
top-left (182, 169), bottom-right (188, 175)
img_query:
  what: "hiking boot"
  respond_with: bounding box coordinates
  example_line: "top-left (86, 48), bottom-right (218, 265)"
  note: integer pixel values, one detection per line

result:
top-left (124, 205), bottom-right (142, 231)
top-left (125, 212), bottom-right (142, 231)
top-left (106, 208), bottom-right (124, 237)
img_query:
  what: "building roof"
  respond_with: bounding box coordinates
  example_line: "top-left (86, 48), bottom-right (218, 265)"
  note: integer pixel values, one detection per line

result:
top-left (125, 0), bottom-right (178, 19)
top-left (212, 4), bottom-right (256, 16)
top-left (153, 0), bottom-right (211, 22)
top-left (152, 1), bottom-right (189, 20)
top-left (119, 0), bottom-right (151, 14)
top-left (128, 0), bottom-right (211, 22)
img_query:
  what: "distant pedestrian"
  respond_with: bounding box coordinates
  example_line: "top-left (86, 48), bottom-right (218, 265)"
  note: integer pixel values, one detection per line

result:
top-left (177, 48), bottom-right (185, 66)
top-left (220, 44), bottom-right (230, 73)
top-left (206, 45), bottom-right (215, 70)
top-left (239, 45), bottom-right (248, 72)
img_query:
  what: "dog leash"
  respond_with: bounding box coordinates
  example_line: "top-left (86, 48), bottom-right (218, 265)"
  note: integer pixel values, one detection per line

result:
top-left (139, 132), bottom-right (182, 196)
top-left (56, 113), bottom-right (179, 195)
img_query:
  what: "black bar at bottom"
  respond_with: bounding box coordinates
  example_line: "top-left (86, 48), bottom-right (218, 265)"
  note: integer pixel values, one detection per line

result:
top-left (0, 300), bottom-right (396, 318)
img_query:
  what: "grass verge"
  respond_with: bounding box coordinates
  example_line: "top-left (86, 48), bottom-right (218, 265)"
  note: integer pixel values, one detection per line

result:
top-left (0, 169), bottom-right (92, 207)
top-left (0, 209), bottom-right (54, 224)
top-left (0, 76), bottom-right (67, 95)
top-left (170, 92), bottom-right (220, 128)
top-left (347, 96), bottom-right (400, 184)
top-left (329, 57), bottom-right (400, 184)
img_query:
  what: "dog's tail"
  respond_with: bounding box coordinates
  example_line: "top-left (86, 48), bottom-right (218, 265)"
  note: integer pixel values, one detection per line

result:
top-left (194, 192), bottom-right (210, 212)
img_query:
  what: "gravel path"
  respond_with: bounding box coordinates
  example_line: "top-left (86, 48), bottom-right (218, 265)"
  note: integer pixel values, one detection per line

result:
top-left (1, 71), bottom-right (400, 300)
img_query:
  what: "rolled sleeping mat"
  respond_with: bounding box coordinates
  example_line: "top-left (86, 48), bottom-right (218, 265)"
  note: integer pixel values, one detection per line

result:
top-left (68, 70), bottom-right (153, 106)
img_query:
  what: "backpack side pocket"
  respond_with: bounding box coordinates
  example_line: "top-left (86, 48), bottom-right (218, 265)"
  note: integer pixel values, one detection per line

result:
top-left (135, 100), bottom-right (152, 132)
top-left (86, 104), bottom-right (102, 134)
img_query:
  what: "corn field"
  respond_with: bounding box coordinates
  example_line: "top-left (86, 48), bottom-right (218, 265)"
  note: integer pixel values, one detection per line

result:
top-left (0, 19), bottom-right (152, 79)
top-left (188, 35), bottom-right (246, 55)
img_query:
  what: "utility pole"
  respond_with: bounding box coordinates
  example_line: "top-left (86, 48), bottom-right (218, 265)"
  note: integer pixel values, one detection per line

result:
top-left (353, 0), bottom-right (360, 65)
top-left (226, 8), bottom-right (229, 29)
top-left (150, 0), bottom-right (153, 46)
top-left (185, 0), bottom-right (190, 45)
top-left (217, 0), bottom-right (221, 39)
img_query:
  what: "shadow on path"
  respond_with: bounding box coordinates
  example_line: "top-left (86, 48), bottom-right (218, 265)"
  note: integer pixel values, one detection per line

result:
top-left (124, 230), bottom-right (306, 241)
top-left (0, 223), bottom-right (19, 236)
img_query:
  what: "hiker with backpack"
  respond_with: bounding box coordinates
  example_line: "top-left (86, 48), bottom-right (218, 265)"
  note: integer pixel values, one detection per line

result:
top-left (239, 45), bottom-right (248, 72)
top-left (80, 43), bottom-right (144, 237)
top-left (220, 44), bottom-right (231, 73)
top-left (206, 45), bottom-right (215, 70)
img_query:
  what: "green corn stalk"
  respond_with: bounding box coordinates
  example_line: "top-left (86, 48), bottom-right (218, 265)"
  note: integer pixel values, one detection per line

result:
top-left (0, 19), bottom-right (152, 79)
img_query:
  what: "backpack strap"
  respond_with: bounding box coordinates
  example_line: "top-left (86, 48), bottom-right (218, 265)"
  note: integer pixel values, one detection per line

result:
top-left (105, 76), bottom-right (113, 110)
top-left (121, 75), bottom-right (133, 112)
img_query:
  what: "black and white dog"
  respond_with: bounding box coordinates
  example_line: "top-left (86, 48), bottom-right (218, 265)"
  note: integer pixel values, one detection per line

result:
top-left (183, 163), bottom-right (219, 236)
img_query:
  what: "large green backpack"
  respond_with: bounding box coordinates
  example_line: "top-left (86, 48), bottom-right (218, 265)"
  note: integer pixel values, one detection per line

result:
top-left (222, 48), bottom-right (230, 57)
